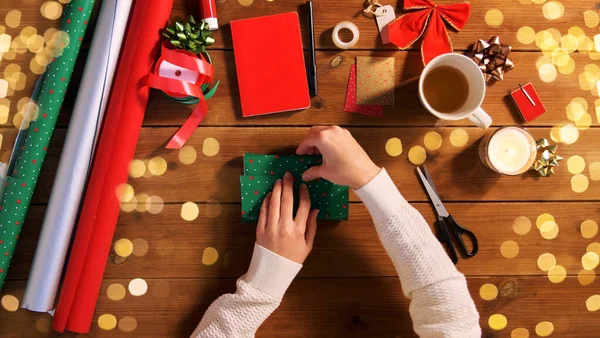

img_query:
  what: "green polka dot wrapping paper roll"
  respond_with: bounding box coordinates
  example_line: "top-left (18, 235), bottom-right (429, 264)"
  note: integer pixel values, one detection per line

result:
top-left (241, 154), bottom-right (349, 221)
top-left (0, 0), bottom-right (95, 292)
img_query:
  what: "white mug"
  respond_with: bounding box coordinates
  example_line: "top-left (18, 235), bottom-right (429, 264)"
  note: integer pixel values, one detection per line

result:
top-left (418, 53), bottom-right (492, 129)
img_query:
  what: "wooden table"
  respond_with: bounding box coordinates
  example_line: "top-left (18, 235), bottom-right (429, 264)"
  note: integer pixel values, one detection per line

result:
top-left (1, 0), bottom-right (599, 337)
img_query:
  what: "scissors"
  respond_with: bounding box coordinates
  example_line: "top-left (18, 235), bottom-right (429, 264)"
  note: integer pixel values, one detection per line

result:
top-left (416, 165), bottom-right (479, 264)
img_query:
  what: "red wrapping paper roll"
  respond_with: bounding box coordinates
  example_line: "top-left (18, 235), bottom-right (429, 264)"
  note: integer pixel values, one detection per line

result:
top-left (52, 0), bottom-right (174, 333)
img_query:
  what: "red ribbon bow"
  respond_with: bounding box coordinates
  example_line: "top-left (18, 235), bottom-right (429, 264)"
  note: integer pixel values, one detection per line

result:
top-left (148, 42), bottom-right (214, 149)
top-left (387, 0), bottom-right (471, 65)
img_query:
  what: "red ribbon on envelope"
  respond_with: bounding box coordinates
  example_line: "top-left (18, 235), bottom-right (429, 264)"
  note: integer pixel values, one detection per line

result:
top-left (387, 0), bottom-right (470, 65)
top-left (148, 41), bottom-right (214, 148)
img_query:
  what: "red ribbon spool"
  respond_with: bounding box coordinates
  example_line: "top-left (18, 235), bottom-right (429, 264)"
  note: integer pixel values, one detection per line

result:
top-left (148, 41), bottom-right (215, 148)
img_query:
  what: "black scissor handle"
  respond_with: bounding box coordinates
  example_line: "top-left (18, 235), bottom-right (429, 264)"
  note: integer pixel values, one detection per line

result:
top-left (445, 215), bottom-right (479, 257)
top-left (436, 217), bottom-right (459, 264)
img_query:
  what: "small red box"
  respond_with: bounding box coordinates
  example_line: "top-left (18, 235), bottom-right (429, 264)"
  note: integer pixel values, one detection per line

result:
top-left (510, 82), bottom-right (546, 122)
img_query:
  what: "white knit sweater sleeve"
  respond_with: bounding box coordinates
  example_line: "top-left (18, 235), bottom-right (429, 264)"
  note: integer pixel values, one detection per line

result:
top-left (191, 169), bottom-right (480, 338)
top-left (354, 169), bottom-right (481, 338)
top-left (190, 244), bottom-right (302, 338)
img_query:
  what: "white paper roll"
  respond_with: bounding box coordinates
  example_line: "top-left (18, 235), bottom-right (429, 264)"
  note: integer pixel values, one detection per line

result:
top-left (21, 0), bottom-right (133, 313)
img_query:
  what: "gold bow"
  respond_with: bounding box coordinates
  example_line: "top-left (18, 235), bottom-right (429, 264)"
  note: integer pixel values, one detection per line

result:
top-left (363, 0), bottom-right (384, 16)
top-left (532, 139), bottom-right (563, 177)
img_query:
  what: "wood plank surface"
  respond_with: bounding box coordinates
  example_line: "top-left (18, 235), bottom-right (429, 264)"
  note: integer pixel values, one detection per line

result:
top-left (6, 50), bottom-right (600, 127)
top-left (1, 0), bottom-right (599, 337)
top-left (3, 0), bottom-right (599, 51)
top-left (200, 0), bottom-right (600, 51)
top-left (1, 126), bottom-right (599, 204)
top-left (142, 51), bottom-right (600, 127)
top-left (115, 126), bottom-right (600, 202)
top-left (0, 276), bottom-right (595, 337)
top-left (6, 202), bottom-right (599, 280)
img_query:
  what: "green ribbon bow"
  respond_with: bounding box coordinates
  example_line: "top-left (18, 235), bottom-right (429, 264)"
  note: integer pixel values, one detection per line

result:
top-left (162, 16), bottom-right (215, 54)
top-left (161, 15), bottom-right (219, 104)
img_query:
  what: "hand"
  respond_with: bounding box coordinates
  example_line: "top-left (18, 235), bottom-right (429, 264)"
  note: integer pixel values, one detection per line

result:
top-left (296, 126), bottom-right (381, 189)
top-left (256, 172), bottom-right (319, 264)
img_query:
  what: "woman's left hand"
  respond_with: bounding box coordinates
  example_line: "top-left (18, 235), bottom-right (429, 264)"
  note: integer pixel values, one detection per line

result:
top-left (256, 172), bottom-right (319, 264)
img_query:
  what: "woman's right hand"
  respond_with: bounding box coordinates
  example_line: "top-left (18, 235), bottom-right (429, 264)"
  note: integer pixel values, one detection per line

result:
top-left (296, 126), bottom-right (381, 189)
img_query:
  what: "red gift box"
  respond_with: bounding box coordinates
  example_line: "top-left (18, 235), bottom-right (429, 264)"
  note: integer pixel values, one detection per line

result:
top-left (510, 83), bottom-right (546, 122)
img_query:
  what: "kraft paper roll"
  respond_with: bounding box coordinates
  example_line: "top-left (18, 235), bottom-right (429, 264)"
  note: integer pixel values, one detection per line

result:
top-left (21, 0), bottom-right (133, 313)
top-left (52, 0), bottom-right (175, 333)
top-left (0, 0), bottom-right (95, 293)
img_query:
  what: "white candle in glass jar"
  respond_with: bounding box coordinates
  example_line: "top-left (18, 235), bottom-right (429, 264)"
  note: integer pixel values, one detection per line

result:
top-left (479, 127), bottom-right (537, 175)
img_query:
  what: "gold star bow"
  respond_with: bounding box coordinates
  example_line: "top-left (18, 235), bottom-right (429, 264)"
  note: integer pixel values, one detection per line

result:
top-left (532, 139), bottom-right (563, 177)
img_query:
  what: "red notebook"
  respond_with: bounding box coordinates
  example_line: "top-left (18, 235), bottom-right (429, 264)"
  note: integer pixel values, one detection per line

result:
top-left (231, 13), bottom-right (311, 117)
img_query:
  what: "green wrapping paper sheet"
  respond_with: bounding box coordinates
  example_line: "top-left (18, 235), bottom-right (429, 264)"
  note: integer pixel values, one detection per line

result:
top-left (241, 154), bottom-right (349, 222)
top-left (0, 0), bottom-right (95, 290)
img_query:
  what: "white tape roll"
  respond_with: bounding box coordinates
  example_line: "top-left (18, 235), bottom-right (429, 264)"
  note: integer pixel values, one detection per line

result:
top-left (332, 21), bottom-right (359, 50)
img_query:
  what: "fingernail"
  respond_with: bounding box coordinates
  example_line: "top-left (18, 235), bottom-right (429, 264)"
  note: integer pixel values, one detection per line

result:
top-left (284, 172), bottom-right (291, 179)
top-left (275, 179), bottom-right (282, 184)
top-left (300, 183), bottom-right (307, 189)
top-left (303, 172), bottom-right (311, 180)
